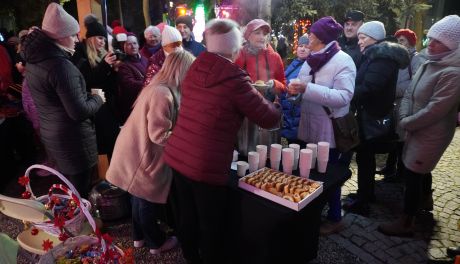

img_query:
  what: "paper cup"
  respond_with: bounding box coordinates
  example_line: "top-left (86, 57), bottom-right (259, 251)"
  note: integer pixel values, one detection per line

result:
top-left (306, 143), bottom-right (317, 169)
top-left (237, 161), bottom-right (249, 177)
top-left (256, 145), bottom-right (267, 169)
top-left (317, 159), bottom-right (328, 173)
top-left (289, 144), bottom-right (300, 170)
top-left (282, 148), bottom-right (294, 175)
top-left (299, 149), bottom-right (313, 178)
top-left (270, 144), bottom-right (282, 161)
top-left (289, 78), bottom-right (301, 85)
top-left (317, 142), bottom-right (330, 161)
top-left (270, 159), bottom-right (280, 171)
top-left (232, 150), bottom-right (239, 162)
top-left (248, 151), bottom-right (260, 173)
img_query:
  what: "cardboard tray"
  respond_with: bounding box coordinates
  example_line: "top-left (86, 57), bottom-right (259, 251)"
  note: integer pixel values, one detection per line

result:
top-left (238, 168), bottom-right (323, 211)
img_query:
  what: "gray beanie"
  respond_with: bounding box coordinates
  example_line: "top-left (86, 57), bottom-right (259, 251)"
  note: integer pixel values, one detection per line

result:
top-left (357, 21), bottom-right (386, 41)
top-left (42, 3), bottom-right (80, 39)
top-left (298, 34), bottom-right (309, 45)
top-left (427, 15), bottom-right (460, 50)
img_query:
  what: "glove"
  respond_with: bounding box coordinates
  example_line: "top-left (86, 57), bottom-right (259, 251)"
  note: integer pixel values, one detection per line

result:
top-left (264, 80), bottom-right (276, 102)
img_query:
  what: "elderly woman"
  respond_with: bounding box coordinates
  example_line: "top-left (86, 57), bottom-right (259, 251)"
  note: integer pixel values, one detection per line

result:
top-left (288, 16), bottom-right (356, 235)
top-left (107, 51), bottom-right (195, 254)
top-left (343, 21), bottom-right (409, 216)
top-left (379, 15), bottom-right (460, 237)
top-left (140, 25), bottom-right (161, 59)
top-left (164, 19), bottom-right (281, 263)
top-left (22, 3), bottom-right (103, 197)
top-left (379, 29), bottom-right (425, 181)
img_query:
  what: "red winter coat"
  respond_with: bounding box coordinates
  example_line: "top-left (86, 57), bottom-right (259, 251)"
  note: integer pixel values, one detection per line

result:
top-left (164, 52), bottom-right (281, 185)
top-left (235, 44), bottom-right (287, 93)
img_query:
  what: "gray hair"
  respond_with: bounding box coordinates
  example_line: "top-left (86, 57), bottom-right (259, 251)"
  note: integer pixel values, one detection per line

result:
top-left (144, 25), bottom-right (161, 37)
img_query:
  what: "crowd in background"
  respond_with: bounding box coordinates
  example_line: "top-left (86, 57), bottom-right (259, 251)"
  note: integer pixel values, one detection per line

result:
top-left (1, 2), bottom-right (460, 263)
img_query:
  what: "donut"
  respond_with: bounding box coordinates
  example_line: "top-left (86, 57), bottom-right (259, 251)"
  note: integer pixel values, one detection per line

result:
top-left (283, 194), bottom-right (294, 202)
top-left (293, 193), bottom-right (301, 203)
top-left (300, 192), bottom-right (309, 199)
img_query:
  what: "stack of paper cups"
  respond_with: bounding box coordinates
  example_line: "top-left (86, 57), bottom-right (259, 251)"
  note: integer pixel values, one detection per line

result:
top-left (306, 143), bottom-right (318, 169)
top-left (270, 144), bottom-right (282, 171)
top-left (299, 149), bottom-right (313, 178)
top-left (256, 145), bottom-right (267, 169)
top-left (288, 143), bottom-right (300, 170)
top-left (248, 151), bottom-right (260, 173)
top-left (236, 161), bottom-right (249, 177)
top-left (282, 148), bottom-right (294, 175)
top-left (317, 142), bottom-right (330, 173)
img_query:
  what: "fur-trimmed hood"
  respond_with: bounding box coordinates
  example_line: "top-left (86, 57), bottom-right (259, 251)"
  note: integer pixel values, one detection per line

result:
top-left (364, 41), bottom-right (410, 69)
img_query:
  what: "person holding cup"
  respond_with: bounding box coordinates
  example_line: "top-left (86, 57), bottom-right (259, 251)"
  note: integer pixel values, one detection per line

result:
top-left (280, 34), bottom-right (311, 144)
top-left (288, 17), bottom-right (356, 235)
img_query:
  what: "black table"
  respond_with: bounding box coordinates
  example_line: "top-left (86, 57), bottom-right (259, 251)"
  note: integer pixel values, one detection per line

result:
top-left (228, 164), bottom-right (351, 264)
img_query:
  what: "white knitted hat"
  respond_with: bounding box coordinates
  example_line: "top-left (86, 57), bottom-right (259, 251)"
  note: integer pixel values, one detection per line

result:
top-left (42, 3), bottom-right (80, 39)
top-left (427, 15), bottom-right (460, 50)
top-left (161, 26), bottom-right (182, 46)
top-left (357, 21), bottom-right (386, 41)
top-left (205, 19), bottom-right (242, 56)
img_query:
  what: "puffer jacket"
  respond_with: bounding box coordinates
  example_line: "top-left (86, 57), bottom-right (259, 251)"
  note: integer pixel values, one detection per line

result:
top-left (22, 29), bottom-right (103, 175)
top-left (399, 46), bottom-right (460, 174)
top-left (164, 52), bottom-right (281, 185)
top-left (353, 41), bottom-right (410, 118)
top-left (235, 44), bottom-right (287, 93)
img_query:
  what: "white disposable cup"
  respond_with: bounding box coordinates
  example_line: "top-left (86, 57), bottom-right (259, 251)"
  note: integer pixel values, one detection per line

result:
top-left (270, 159), bottom-right (280, 171)
top-left (289, 143), bottom-right (300, 170)
top-left (289, 78), bottom-right (301, 85)
top-left (256, 145), bottom-right (267, 169)
top-left (299, 149), bottom-right (313, 169)
top-left (248, 151), bottom-right (260, 173)
top-left (237, 161), bottom-right (249, 177)
top-left (91, 88), bottom-right (106, 102)
top-left (233, 150), bottom-right (239, 162)
top-left (317, 159), bottom-right (328, 173)
top-left (306, 143), bottom-right (317, 169)
top-left (317, 142), bottom-right (330, 161)
top-left (282, 148), bottom-right (294, 175)
top-left (270, 144), bottom-right (282, 161)
top-left (299, 166), bottom-right (311, 178)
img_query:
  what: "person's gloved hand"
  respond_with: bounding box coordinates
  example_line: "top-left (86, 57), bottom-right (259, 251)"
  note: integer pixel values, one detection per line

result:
top-left (264, 80), bottom-right (276, 102)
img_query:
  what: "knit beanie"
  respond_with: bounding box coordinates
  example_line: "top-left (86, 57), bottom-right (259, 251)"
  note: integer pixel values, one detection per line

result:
top-left (427, 15), bottom-right (460, 50)
top-left (357, 21), bottom-right (386, 41)
top-left (86, 21), bottom-right (107, 38)
top-left (116, 33), bottom-right (127, 42)
top-left (176, 15), bottom-right (194, 31)
top-left (244, 19), bottom-right (271, 40)
top-left (298, 34), bottom-right (309, 45)
top-left (162, 25), bottom-right (182, 46)
top-left (205, 19), bottom-right (242, 56)
top-left (42, 3), bottom-right (80, 39)
top-left (310, 16), bottom-right (343, 44)
top-left (394, 29), bottom-right (417, 47)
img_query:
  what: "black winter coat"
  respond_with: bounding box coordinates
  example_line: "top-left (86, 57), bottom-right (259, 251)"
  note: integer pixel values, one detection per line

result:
top-left (338, 36), bottom-right (363, 68)
top-left (22, 30), bottom-right (103, 175)
top-left (353, 41), bottom-right (410, 118)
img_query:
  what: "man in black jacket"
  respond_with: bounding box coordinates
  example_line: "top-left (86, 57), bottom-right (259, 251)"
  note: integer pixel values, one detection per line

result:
top-left (338, 10), bottom-right (364, 68)
top-left (22, 3), bottom-right (103, 197)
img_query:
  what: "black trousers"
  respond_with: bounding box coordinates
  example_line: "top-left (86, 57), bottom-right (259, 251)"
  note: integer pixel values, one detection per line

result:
top-left (172, 169), bottom-right (230, 264)
top-left (404, 167), bottom-right (432, 216)
top-left (355, 142), bottom-right (377, 201)
top-left (66, 167), bottom-right (94, 198)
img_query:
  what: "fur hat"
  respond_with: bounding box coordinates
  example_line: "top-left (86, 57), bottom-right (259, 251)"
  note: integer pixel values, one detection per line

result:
top-left (162, 25), bottom-right (182, 46)
top-left (394, 29), bottom-right (417, 47)
top-left (310, 16), bottom-right (343, 44)
top-left (41, 3), bottom-right (80, 39)
top-left (86, 21), bottom-right (107, 39)
top-left (176, 15), bottom-right (194, 31)
top-left (358, 21), bottom-right (386, 41)
top-left (427, 15), bottom-right (460, 50)
top-left (244, 19), bottom-right (271, 40)
top-left (298, 34), bottom-right (309, 45)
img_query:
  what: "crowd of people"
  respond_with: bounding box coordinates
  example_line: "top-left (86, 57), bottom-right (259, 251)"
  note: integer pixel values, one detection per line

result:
top-left (1, 2), bottom-right (460, 263)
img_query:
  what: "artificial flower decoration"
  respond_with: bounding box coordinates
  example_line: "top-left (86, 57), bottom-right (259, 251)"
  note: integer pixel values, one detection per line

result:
top-left (18, 175), bottom-right (30, 186)
top-left (31, 228), bottom-right (39, 236)
top-left (42, 239), bottom-right (54, 252)
top-left (21, 191), bottom-right (31, 199)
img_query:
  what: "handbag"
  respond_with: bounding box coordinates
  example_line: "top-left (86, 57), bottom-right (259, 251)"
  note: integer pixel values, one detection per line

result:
top-left (358, 109), bottom-right (397, 142)
top-left (323, 107), bottom-right (360, 153)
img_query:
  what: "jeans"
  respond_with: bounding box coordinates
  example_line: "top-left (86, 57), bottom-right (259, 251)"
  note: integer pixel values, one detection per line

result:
top-left (327, 149), bottom-right (353, 222)
top-left (131, 196), bottom-right (166, 249)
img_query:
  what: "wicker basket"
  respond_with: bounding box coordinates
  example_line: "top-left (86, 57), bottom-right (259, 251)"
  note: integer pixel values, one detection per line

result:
top-left (24, 165), bottom-right (92, 236)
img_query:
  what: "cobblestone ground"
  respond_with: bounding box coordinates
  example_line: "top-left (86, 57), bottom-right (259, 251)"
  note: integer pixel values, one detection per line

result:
top-left (321, 127), bottom-right (460, 263)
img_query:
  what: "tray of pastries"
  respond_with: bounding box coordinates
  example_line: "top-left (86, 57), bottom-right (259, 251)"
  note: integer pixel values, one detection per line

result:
top-left (238, 167), bottom-right (323, 211)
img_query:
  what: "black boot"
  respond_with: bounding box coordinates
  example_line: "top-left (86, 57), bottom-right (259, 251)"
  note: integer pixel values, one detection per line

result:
top-left (378, 214), bottom-right (415, 237)
top-left (446, 246), bottom-right (460, 258)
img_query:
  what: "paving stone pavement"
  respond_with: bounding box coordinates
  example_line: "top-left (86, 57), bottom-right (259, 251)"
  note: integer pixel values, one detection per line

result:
top-left (320, 127), bottom-right (460, 263)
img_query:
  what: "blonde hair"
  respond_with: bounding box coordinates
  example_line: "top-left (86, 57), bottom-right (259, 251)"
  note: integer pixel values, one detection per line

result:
top-left (85, 36), bottom-right (107, 68)
top-left (148, 50), bottom-right (195, 96)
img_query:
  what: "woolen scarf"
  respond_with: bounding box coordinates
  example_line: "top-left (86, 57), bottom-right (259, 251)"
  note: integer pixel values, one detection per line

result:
top-left (306, 41), bottom-right (340, 75)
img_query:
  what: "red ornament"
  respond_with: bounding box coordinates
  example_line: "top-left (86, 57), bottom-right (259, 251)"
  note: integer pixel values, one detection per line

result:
top-left (53, 215), bottom-right (66, 229)
top-left (21, 191), bottom-right (31, 199)
top-left (58, 232), bottom-right (69, 241)
top-left (18, 175), bottom-right (30, 186)
top-left (42, 239), bottom-right (54, 251)
top-left (51, 196), bottom-right (61, 205)
top-left (31, 228), bottom-right (39, 236)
